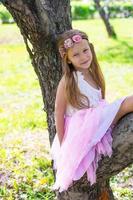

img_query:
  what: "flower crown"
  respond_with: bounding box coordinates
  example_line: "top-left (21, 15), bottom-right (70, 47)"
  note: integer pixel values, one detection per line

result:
top-left (59, 34), bottom-right (82, 58)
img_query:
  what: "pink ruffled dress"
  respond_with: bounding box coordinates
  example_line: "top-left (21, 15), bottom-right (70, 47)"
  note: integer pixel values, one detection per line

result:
top-left (50, 71), bottom-right (126, 193)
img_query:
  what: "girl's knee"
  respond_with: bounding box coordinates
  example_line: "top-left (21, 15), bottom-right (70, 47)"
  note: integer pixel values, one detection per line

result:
top-left (121, 96), bottom-right (133, 114)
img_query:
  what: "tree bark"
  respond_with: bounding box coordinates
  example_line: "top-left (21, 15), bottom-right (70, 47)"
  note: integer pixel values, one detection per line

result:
top-left (55, 180), bottom-right (115, 200)
top-left (93, 0), bottom-right (117, 38)
top-left (2, 1), bottom-right (133, 199)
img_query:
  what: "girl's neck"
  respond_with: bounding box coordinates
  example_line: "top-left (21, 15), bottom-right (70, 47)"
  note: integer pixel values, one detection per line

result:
top-left (75, 69), bottom-right (90, 77)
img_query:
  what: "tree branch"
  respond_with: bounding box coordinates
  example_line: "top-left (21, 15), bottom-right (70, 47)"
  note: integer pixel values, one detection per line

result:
top-left (2, 0), bottom-right (48, 50)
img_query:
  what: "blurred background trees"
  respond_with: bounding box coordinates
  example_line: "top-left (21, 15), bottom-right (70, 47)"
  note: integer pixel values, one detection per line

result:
top-left (1, 1), bottom-right (133, 24)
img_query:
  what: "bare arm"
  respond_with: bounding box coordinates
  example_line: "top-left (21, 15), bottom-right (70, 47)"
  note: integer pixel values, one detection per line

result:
top-left (55, 76), bottom-right (67, 145)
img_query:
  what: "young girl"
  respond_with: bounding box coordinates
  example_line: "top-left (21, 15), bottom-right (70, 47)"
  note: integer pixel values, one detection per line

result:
top-left (50, 29), bottom-right (133, 193)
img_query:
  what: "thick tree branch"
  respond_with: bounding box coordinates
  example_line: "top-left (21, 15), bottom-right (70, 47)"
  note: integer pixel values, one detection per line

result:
top-left (2, 0), bottom-right (46, 51)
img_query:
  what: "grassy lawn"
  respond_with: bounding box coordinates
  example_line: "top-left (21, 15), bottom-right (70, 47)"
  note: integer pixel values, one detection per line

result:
top-left (0, 42), bottom-right (47, 137)
top-left (0, 18), bottom-right (133, 199)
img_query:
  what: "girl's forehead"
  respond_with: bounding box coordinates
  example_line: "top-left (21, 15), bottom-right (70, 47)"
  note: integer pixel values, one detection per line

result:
top-left (68, 39), bottom-right (89, 54)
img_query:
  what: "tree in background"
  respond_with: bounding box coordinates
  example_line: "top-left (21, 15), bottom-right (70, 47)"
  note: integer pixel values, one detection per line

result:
top-left (93, 0), bottom-right (117, 38)
top-left (1, 0), bottom-right (133, 199)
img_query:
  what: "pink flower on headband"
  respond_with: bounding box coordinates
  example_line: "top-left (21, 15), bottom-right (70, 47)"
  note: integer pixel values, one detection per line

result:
top-left (72, 35), bottom-right (82, 43)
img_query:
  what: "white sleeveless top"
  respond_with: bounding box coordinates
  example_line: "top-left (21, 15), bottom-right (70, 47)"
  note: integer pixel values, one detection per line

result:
top-left (65, 71), bottom-right (102, 116)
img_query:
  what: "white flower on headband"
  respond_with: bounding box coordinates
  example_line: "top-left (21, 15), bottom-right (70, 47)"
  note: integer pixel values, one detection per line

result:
top-left (64, 38), bottom-right (73, 49)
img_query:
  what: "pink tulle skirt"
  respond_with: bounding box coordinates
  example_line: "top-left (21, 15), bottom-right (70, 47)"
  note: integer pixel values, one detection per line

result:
top-left (50, 97), bottom-right (126, 193)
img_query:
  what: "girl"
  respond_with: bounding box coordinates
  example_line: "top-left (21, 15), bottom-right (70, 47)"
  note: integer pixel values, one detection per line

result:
top-left (50, 29), bottom-right (133, 193)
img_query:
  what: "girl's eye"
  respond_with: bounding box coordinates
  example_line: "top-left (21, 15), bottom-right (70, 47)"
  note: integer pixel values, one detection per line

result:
top-left (73, 53), bottom-right (79, 57)
top-left (83, 49), bottom-right (89, 52)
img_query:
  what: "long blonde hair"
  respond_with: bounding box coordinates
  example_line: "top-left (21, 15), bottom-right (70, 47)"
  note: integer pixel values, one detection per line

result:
top-left (57, 29), bottom-right (105, 109)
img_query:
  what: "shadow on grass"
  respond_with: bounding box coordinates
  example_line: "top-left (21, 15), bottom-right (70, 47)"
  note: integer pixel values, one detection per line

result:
top-left (99, 39), bottom-right (133, 64)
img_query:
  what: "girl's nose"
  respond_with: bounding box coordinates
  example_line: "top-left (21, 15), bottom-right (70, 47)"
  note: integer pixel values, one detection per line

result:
top-left (80, 53), bottom-right (88, 61)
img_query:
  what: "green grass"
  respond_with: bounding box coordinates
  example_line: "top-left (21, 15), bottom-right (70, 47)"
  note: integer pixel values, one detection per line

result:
top-left (0, 152), bottom-right (55, 199)
top-left (0, 44), bottom-right (47, 137)
top-left (0, 18), bottom-right (133, 199)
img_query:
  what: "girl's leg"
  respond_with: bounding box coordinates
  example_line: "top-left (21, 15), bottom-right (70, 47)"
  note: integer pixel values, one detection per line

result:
top-left (112, 95), bottom-right (133, 125)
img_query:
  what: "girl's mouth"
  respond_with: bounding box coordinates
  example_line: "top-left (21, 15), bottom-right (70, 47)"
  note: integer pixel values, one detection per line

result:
top-left (81, 60), bottom-right (89, 65)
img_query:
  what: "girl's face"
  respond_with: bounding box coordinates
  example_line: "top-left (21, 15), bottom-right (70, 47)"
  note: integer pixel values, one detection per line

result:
top-left (67, 39), bottom-right (92, 72)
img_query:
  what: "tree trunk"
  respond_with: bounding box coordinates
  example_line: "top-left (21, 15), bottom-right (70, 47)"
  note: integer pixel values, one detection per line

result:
top-left (2, 0), bottom-right (72, 146)
top-left (2, 1), bottom-right (133, 199)
top-left (93, 0), bottom-right (117, 38)
top-left (55, 180), bottom-right (115, 200)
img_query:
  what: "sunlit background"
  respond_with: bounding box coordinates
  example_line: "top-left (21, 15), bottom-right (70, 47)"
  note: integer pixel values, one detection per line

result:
top-left (0, 0), bottom-right (133, 199)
